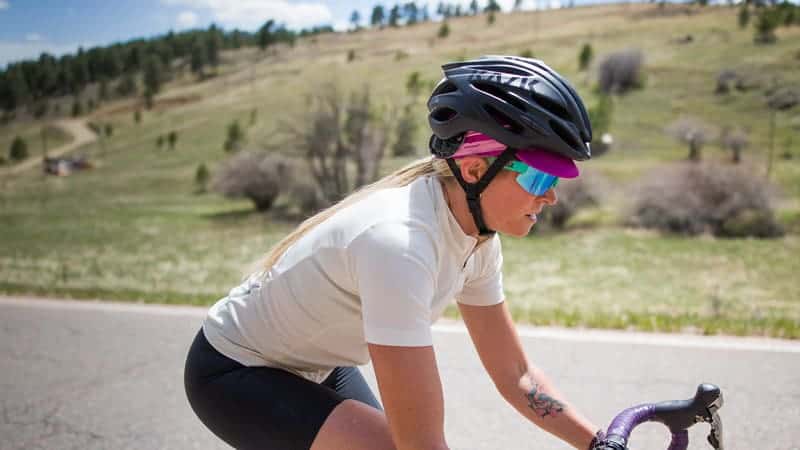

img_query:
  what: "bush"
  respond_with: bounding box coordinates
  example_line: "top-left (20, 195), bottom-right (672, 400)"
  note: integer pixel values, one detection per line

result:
top-left (597, 49), bottom-right (644, 95)
top-left (438, 22), bottom-right (450, 38)
top-left (9, 136), bottom-right (28, 162)
top-left (134, 110), bottom-right (142, 124)
top-left (626, 162), bottom-right (783, 238)
top-left (519, 49), bottom-right (534, 58)
top-left (212, 151), bottom-right (292, 211)
top-left (347, 49), bottom-right (356, 62)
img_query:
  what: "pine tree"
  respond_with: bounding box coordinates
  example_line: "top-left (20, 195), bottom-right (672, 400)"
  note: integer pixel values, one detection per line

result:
top-left (207, 24), bottom-right (221, 67)
top-left (195, 163), bottom-right (210, 193)
top-left (438, 22), bottom-right (450, 38)
top-left (350, 10), bottom-right (361, 29)
top-left (143, 54), bottom-right (163, 96)
top-left (579, 43), bottom-right (593, 71)
top-left (371, 5), bottom-right (386, 27)
top-left (258, 20), bottom-right (276, 51)
top-left (738, 3), bottom-right (750, 29)
top-left (389, 4), bottom-right (401, 26)
top-left (191, 41), bottom-right (207, 78)
top-left (9, 136), bottom-right (28, 162)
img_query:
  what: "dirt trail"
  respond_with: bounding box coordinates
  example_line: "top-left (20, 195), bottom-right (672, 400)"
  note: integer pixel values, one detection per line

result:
top-left (1, 119), bottom-right (97, 176)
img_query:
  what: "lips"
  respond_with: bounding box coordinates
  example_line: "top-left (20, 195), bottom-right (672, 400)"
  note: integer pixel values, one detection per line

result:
top-left (526, 213), bottom-right (537, 222)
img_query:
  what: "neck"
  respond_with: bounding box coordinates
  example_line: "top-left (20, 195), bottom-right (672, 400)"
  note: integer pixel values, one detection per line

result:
top-left (441, 178), bottom-right (490, 243)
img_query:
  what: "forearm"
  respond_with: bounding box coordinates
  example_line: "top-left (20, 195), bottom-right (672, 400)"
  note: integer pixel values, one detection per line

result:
top-left (499, 365), bottom-right (598, 449)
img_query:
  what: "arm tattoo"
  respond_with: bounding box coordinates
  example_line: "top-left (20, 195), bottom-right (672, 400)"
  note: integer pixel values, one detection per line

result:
top-left (526, 383), bottom-right (566, 418)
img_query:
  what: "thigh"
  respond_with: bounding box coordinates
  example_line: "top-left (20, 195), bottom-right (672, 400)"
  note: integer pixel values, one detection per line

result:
top-left (310, 399), bottom-right (395, 450)
top-left (321, 366), bottom-right (383, 411)
top-left (184, 329), bottom-right (344, 450)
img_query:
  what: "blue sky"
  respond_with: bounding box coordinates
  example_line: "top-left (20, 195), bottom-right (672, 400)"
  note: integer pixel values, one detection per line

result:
top-left (0, 0), bottom-right (759, 68)
top-left (0, 0), bottom-right (597, 67)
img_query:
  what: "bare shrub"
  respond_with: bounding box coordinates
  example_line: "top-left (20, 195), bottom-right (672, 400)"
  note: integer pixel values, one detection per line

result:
top-left (734, 72), bottom-right (762, 92)
top-left (766, 86), bottom-right (800, 111)
top-left (212, 151), bottom-right (291, 211)
top-left (715, 69), bottom-right (737, 95)
top-left (281, 84), bottom-right (392, 203)
top-left (626, 162), bottom-right (783, 238)
top-left (286, 176), bottom-right (328, 218)
top-left (597, 49), bottom-right (644, 95)
top-left (720, 126), bottom-right (749, 163)
top-left (665, 116), bottom-right (718, 161)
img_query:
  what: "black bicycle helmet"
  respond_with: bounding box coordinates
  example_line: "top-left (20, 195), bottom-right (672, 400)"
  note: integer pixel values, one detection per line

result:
top-left (428, 55), bottom-right (592, 161)
top-left (426, 55), bottom-right (592, 236)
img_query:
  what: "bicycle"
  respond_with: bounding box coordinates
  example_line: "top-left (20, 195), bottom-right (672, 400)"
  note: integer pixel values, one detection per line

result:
top-left (592, 383), bottom-right (724, 450)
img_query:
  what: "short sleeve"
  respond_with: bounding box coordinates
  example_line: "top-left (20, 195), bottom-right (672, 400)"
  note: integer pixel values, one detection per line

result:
top-left (457, 234), bottom-right (505, 306)
top-left (349, 222), bottom-right (438, 347)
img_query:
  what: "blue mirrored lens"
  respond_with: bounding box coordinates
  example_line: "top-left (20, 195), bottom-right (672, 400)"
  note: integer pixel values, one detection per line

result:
top-left (516, 167), bottom-right (559, 196)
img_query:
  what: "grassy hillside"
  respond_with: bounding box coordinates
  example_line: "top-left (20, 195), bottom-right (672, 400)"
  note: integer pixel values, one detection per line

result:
top-left (1, 3), bottom-right (798, 337)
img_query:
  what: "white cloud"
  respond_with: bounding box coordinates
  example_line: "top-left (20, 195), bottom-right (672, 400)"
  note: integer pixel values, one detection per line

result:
top-left (0, 40), bottom-right (92, 68)
top-left (162, 0), bottom-right (333, 30)
top-left (25, 33), bottom-right (43, 42)
top-left (176, 10), bottom-right (199, 28)
top-left (0, 0), bottom-right (9, 11)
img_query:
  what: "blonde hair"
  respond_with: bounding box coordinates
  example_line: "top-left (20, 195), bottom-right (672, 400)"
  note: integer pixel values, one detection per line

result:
top-left (258, 156), bottom-right (454, 272)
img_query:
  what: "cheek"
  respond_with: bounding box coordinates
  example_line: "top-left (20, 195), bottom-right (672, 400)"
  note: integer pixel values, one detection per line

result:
top-left (485, 175), bottom-right (529, 220)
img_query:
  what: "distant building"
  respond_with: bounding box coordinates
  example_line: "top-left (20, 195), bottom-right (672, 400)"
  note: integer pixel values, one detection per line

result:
top-left (43, 155), bottom-right (93, 176)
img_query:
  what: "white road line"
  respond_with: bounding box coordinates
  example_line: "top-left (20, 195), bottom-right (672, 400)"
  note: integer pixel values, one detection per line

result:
top-left (3, 296), bottom-right (799, 353)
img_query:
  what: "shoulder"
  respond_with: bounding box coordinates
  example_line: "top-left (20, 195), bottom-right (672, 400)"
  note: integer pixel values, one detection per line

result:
top-left (350, 219), bottom-right (440, 268)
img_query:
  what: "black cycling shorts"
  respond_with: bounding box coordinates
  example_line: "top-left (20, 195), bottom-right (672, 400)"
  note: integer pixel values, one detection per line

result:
top-left (184, 328), bottom-right (383, 449)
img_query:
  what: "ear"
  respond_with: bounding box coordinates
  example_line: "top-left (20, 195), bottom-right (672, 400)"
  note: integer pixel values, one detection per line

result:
top-left (457, 157), bottom-right (489, 183)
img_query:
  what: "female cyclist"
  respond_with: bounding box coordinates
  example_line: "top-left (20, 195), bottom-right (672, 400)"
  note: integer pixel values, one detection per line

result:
top-left (184, 55), bottom-right (604, 450)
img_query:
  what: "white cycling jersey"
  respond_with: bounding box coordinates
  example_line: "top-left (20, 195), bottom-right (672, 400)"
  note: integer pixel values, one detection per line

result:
top-left (202, 175), bottom-right (505, 382)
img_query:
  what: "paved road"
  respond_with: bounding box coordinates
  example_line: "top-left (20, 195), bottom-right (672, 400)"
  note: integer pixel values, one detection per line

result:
top-left (1, 297), bottom-right (798, 450)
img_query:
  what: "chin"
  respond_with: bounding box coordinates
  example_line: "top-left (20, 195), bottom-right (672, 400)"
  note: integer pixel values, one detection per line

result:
top-left (499, 223), bottom-right (534, 238)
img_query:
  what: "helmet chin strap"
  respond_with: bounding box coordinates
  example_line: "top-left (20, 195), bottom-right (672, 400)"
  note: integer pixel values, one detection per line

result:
top-left (445, 147), bottom-right (518, 236)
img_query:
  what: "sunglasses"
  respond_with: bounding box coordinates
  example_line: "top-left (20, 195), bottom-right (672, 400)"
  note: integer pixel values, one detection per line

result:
top-left (503, 160), bottom-right (559, 196)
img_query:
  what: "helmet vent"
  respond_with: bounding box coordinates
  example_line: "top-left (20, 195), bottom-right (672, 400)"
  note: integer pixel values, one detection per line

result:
top-left (472, 82), bottom-right (527, 112)
top-left (483, 104), bottom-right (524, 134)
top-left (550, 120), bottom-right (581, 150)
top-left (431, 107), bottom-right (458, 121)
top-left (475, 65), bottom-right (530, 76)
top-left (532, 91), bottom-right (571, 121)
top-left (433, 81), bottom-right (458, 95)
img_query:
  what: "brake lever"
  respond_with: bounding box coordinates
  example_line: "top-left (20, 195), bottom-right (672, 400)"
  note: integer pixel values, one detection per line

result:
top-left (702, 390), bottom-right (724, 450)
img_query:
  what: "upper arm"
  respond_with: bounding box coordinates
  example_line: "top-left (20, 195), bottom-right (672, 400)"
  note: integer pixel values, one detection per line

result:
top-left (351, 222), bottom-right (438, 347)
top-left (368, 343), bottom-right (447, 450)
top-left (458, 301), bottom-right (528, 395)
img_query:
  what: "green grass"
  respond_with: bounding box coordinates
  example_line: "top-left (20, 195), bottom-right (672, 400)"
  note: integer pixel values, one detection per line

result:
top-left (0, 122), bottom-right (73, 163)
top-left (1, 4), bottom-right (799, 338)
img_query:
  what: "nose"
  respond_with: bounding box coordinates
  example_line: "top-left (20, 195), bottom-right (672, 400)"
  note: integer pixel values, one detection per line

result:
top-left (537, 188), bottom-right (557, 206)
